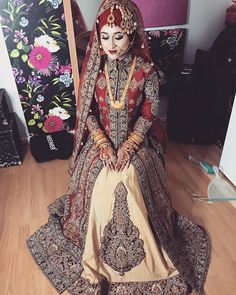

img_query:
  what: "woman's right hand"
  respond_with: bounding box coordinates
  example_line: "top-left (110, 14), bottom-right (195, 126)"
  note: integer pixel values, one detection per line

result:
top-left (100, 146), bottom-right (117, 171)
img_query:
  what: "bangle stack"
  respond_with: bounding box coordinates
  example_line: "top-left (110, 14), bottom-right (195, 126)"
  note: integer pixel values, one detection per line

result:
top-left (122, 132), bottom-right (144, 156)
top-left (123, 140), bottom-right (136, 156)
top-left (128, 131), bottom-right (144, 147)
top-left (91, 130), bottom-right (111, 149)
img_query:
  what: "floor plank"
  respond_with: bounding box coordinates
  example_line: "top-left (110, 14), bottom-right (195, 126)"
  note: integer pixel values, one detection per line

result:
top-left (0, 143), bottom-right (235, 295)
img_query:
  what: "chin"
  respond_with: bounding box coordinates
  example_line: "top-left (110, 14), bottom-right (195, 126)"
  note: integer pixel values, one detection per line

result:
top-left (106, 53), bottom-right (120, 60)
top-left (106, 51), bottom-right (128, 60)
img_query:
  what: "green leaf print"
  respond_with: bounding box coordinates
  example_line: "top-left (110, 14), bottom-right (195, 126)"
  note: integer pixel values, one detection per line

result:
top-left (28, 119), bottom-right (36, 126)
top-left (10, 49), bottom-right (20, 58)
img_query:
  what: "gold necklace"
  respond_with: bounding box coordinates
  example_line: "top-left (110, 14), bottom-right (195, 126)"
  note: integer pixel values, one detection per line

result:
top-left (105, 56), bottom-right (137, 111)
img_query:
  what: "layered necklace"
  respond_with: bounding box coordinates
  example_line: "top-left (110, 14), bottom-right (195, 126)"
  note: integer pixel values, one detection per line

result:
top-left (105, 55), bottom-right (137, 111)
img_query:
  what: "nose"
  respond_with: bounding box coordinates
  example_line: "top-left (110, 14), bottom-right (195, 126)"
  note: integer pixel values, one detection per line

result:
top-left (108, 37), bottom-right (116, 49)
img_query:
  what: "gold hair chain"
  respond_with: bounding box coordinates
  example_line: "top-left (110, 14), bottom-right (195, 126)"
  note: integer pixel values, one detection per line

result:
top-left (105, 56), bottom-right (137, 110)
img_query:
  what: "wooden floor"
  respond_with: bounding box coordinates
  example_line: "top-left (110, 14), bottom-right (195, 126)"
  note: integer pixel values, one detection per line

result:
top-left (0, 142), bottom-right (236, 295)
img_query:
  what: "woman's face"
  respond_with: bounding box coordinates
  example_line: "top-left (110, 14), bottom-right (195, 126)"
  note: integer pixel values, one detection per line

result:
top-left (100, 25), bottom-right (130, 60)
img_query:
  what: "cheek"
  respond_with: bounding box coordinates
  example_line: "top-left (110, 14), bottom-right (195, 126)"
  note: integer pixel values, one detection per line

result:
top-left (100, 39), bottom-right (107, 49)
top-left (118, 38), bottom-right (130, 50)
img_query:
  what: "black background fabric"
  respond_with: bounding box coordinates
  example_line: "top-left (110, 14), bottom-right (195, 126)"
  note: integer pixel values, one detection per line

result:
top-left (30, 130), bottom-right (74, 162)
top-left (0, 0), bottom-right (76, 136)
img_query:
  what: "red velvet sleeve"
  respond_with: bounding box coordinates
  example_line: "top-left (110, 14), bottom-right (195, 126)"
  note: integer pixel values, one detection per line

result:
top-left (133, 67), bottom-right (159, 136)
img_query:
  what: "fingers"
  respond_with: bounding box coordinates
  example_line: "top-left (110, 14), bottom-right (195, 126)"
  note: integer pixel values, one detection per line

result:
top-left (115, 161), bottom-right (122, 172)
top-left (100, 154), bottom-right (116, 171)
top-left (110, 158), bottom-right (116, 171)
top-left (106, 158), bottom-right (114, 171)
top-left (115, 156), bottom-right (130, 172)
top-left (120, 159), bottom-right (127, 172)
top-left (110, 155), bottom-right (117, 170)
top-left (107, 153), bottom-right (117, 171)
top-left (100, 153), bottom-right (108, 168)
top-left (100, 148), bottom-right (131, 172)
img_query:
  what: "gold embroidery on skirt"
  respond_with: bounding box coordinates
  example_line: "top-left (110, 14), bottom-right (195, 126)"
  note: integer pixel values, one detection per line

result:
top-left (99, 181), bottom-right (145, 276)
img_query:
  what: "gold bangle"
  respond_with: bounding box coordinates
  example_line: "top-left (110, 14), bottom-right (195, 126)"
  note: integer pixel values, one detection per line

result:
top-left (133, 130), bottom-right (144, 139)
top-left (91, 130), bottom-right (103, 137)
top-left (96, 138), bottom-right (107, 145)
top-left (130, 132), bottom-right (144, 144)
top-left (96, 137), bottom-right (109, 146)
top-left (128, 133), bottom-right (142, 147)
top-left (127, 138), bottom-right (139, 150)
top-left (93, 133), bottom-right (105, 142)
top-left (129, 136), bottom-right (140, 146)
top-left (91, 129), bottom-right (103, 137)
top-left (100, 142), bottom-right (111, 149)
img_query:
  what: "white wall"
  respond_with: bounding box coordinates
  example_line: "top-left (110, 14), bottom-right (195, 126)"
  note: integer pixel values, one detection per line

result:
top-left (219, 93), bottom-right (236, 187)
top-left (76, 0), bottom-right (101, 30)
top-left (0, 25), bottom-right (29, 140)
top-left (184, 0), bottom-right (232, 63)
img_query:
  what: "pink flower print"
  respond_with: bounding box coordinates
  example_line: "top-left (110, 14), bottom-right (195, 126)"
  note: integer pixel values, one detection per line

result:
top-left (53, 62), bottom-right (60, 75)
top-left (149, 30), bottom-right (161, 38)
top-left (43, 115), bottom-right (63, 133)
top-left (28, 74), bottom-right (42, 87)
top-left (19, 94), bottom-right (28, 102)
top-left (31, 104), bottom-right (44, 115)
top-left (12, 68), bottom-right (26, 84)
top-left (23, 37), bottom-right (28, 45)
top-left (13, 0), bottom-right (24, 6)
top-left (13, 29), bottom-right (25, 43)
top-left (168, 29), bottom-right (180, 36)
top-left (59, 64), bottom-right (72, 74)
top-left (29, 47), bottom-right (52, 70)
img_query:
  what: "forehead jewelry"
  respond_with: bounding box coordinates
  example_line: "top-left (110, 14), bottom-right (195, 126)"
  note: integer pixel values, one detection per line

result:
top-left (106, 5), bottom-right (137, 35)
top-left (107, 5), bottom-right (115, 27)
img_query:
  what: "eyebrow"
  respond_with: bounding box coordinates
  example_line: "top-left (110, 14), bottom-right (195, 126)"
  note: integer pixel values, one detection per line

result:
top-left (101, 31), bottom-right (123, 35)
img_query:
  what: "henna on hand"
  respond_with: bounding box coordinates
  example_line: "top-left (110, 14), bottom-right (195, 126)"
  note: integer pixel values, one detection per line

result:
top-left (100, 146), bottom-right (117, 171)
top-left (115, 141), bottom-right (136, 172)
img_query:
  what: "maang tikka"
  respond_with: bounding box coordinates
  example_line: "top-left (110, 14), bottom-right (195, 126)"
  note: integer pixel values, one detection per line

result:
top-left (107, 4), bottom-right (137, 35)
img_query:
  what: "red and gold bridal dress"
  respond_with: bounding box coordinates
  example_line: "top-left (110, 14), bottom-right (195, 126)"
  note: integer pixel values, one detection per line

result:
top-left (27, 53), bottom-right (209, 295)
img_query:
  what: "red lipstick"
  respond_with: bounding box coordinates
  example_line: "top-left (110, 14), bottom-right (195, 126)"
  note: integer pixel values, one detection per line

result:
top-left (108, 50), bottom-right (118, 54)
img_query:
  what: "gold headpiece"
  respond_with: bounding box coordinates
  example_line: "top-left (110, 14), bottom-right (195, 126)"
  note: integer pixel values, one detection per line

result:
top-left (107, 4), bottom-right (137, 35)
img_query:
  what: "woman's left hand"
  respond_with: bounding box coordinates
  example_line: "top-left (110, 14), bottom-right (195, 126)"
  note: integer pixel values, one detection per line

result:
top-left (115, 143), bottom-right (135, 172)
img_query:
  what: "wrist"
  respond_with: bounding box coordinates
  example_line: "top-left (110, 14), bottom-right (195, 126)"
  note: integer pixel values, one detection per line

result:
top-left (91, 129), bottom-right (111, 149)
top-left (123, 131), bottom-right (144, 155)
top-left (129, 131), bottom-right (144, 146)
top-left (122, 140), bottom-right (136, 157)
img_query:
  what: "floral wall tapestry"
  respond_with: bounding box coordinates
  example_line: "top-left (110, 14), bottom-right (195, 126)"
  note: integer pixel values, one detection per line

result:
top-left (0, 0), bottom-right (76, 136)
top-left (146, 29), bottom-right (186, 77)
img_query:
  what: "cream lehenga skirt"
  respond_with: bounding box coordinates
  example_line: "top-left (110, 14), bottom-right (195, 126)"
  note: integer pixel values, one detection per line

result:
top-left (81, 164), bottom-right (179, 284)
top-left (27, 143), bottom-right (209, 295)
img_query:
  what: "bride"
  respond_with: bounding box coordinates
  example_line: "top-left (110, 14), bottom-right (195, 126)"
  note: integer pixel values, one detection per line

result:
top-left (27, 1), bottom-right (209, 294)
